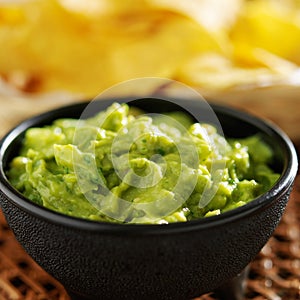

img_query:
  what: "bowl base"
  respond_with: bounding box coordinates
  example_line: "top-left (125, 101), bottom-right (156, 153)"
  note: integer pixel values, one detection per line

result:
top-left (66, 266), bottom-right (249, 300)
top-left (67, 290), bottom-right (94, 300)
top-left (213, 265), bottom-right (249, 300)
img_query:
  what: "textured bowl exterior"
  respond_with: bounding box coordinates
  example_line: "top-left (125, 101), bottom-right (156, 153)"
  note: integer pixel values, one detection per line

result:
top-left (0, 98), bottom-right (298, 300)
top-left (0, 188), bottom-right (292, 300)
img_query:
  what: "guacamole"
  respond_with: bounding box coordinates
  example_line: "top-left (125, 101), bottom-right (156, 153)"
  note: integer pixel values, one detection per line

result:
top-left (7, 102), bottom-right (280, 224)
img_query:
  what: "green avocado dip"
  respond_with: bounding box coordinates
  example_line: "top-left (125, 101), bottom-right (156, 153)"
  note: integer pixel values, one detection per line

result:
top-left (7, 102), bottom-right (280, 224)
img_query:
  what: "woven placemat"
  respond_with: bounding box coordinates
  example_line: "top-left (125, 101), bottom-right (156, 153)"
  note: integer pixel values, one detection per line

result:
top-left (0, 178), bottom-right (299, 300)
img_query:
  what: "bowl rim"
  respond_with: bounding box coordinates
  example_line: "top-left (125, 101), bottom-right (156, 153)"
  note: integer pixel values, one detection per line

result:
top-left (0, 97), bottom-right (298, 235)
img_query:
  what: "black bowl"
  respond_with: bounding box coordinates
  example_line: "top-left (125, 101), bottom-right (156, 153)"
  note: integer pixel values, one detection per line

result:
top-left (0, 98), bottom-right (298, 300)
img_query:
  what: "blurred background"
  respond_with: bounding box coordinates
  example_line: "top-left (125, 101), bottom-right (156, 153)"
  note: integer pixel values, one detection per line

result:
top-left (0, 0), bottom-right (300, 139)
top-left (0, 2), bottom-right (300, 299)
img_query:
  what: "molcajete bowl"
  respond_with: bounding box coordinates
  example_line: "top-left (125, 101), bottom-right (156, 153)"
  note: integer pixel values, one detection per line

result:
top-left (0, 97), bottom-right (298, 300)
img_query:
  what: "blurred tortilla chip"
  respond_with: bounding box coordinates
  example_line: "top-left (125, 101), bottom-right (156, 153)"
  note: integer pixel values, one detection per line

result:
top-left (0, 0), bottom-right (227, 96)
top-left (230, 0), bottom-right (300, 66)
top-left (175, 51), bottom-right (299, 90)
top-left (0, 0), bottom-right (300, 97)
